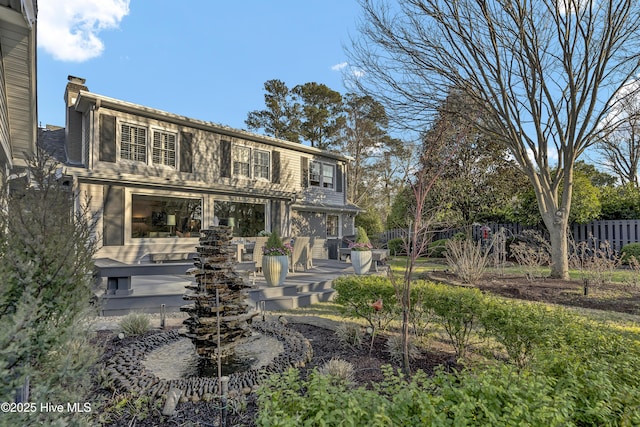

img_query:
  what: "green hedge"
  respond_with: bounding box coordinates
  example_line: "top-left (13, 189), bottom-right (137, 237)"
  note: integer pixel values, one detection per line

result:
top-left (270, 275), bottom-right (640, 426)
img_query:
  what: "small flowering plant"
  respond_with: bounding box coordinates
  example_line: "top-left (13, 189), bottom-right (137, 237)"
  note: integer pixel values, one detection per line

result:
top-left (262, 231), bottom-right (293, 256)
top-left (349, 226), bottom-right (373, 251)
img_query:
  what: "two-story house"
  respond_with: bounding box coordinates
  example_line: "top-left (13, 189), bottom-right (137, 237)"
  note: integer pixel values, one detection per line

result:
top-left (39, 76), bottom-right (361, 263)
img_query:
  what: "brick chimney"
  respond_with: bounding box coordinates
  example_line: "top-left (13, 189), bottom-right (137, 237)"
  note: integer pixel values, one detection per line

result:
top-left (64, 75), bottom-right (88, 164)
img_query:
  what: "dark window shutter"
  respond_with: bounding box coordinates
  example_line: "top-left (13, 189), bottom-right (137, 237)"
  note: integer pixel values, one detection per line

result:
top-left (336, 164), bottom-right (343, 193)
top-left (220, 140), bottom-right (231, 178)
top-left (103, 185), bottom-right (124, 246)
top-left (99, 114), bottom-right (116, 162)
top-left (272, 150), bottom-right (280, 184)
top-left (301, 157), bottom-right (309, 187)
top-left (180, 131), bottom-right (193, 173)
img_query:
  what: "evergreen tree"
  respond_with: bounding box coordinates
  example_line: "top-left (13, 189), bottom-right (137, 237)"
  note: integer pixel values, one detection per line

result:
top-left (0, 150), bottom-right (99, 425)
top-left (245, 79), bottom-right (301, 143)
top-left (292, 82), bottom-right (345, 150)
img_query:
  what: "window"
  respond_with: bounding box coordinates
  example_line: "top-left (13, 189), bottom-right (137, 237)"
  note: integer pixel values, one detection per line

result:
top-left (214, 201), bottom-right (266, 237)
top-left (131, 195), bottom-right (202, 239)
top-left (310, 161), bottom-right (321, 186)
top-left (322, 164), bottom-right (335, 189)
top-left (327, 215), bottom-right (339, 237)
top-left (310, 161), bottom-right (335, 189)
top-left (231, 145), bottom-right (270, 180)
top-left (253, 150), bottom-right (270, 180)
top-left (233, 146), bottom-right (251, 177)
top-left (121, 124), bottom-right (147, 162)
top-left (152, 130), bottom-right (176, 167)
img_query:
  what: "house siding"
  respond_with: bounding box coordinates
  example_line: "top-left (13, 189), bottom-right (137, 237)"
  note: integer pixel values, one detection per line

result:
top-left (0, 52), bottom-right (10, 167)
top-left (0, 19), bottom-right (34, 165)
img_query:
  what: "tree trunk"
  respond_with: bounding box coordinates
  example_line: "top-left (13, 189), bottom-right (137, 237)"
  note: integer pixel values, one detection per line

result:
top-left (545, 217), bottom-right (570, 280)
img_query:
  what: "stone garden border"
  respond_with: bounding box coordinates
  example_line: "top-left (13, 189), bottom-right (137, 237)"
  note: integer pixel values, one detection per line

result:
top-left (103, 319), bottom-right (312, 402)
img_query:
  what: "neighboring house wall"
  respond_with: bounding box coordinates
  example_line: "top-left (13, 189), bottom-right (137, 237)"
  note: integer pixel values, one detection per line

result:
top-left (0, 52), bottom-right (10, 170)
top-left (53, 78), bottom-right (360, 263)
top-left (0, 1), bottom-right (37, 172)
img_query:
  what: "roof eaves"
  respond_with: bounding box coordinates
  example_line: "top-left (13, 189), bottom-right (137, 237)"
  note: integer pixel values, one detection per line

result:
top-left (75, 91), bottom-right (354, 162)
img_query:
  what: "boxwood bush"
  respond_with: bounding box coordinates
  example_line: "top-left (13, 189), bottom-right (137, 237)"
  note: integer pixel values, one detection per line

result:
top-left (428, 239), bottom-right (448, 258)
top-left (620, 242), bottom-right (640, 264)
top-left (387, 237), bottom-right (406, 256)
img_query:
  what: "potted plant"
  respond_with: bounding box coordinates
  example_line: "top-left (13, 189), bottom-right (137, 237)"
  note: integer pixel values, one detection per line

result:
top-left (350, 226), bottom-right (373, 275)
top-left (261, 231), bottom-right (293, 286)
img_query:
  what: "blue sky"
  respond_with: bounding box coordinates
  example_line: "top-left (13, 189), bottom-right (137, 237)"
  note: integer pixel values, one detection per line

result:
top-left (37, 0), bottom-right (363, 131)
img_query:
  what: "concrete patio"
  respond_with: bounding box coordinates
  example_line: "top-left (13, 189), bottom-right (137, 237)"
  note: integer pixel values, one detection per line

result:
top-left (95, 258), bottom-right (363, 316)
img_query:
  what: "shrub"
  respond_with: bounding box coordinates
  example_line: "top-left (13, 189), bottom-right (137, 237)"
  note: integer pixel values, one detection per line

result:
top-left (569, 237), bottom-right (620, 286)
top-left (621, 242), bottom-right (640, 264)
top-left (263, 231), bottom-right (293, 256)
top-left (428, 239), bottom-right (448, 257)
top-left (444, 239), bottom-right (492, 284)
top-left (510, 230), bottom-right (551, 280)
top-left (350, 226), bottom-right (373, 251)
top-left (420, 282), bottom-right (486, 360)
top-left (384, 335), bottom-right (421, 364)
top-left (333, 276), bottom-right (399, 331)
top-left (317, 358), bottom-right (356, 387)
top-left (479, 298), bottom-right (553, 370)
top-left (335, 322), bottom-right (364, 349)
top-left (119, 312), bottom-right (152, 336)
top-left (387, 237), bottom-right (406, 256)
top-left (256, 365), bottom-right (574, 426)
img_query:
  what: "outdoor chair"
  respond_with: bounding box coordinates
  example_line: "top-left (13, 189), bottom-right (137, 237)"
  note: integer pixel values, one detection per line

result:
top-left (290, 236), bottom-right (312, 272)
top-left (251, 237), bottom-right (269, 273)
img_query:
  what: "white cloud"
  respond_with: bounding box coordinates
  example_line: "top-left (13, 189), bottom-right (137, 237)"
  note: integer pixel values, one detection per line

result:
top-left (38, 0), bottom-right (130, 62)
top-left (331, 62), bottom-right (365, 80)
top-left (331, 62), bottom-right (348, 71)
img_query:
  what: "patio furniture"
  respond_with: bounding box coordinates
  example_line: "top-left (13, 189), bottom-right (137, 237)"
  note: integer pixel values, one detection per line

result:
top-left (290, 236), bottom-right (312, 272)
top-left (250, 236), bottom-right (269, 273)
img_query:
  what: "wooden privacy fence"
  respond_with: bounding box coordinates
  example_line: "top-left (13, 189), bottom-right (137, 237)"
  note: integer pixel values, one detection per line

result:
top-left (379, 220), bottom-right (640, 253)
top-left (571, 220), bottom-right (640, 252)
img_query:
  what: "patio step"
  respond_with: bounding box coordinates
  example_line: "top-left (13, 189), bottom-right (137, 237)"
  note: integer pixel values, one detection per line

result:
top-left (247, 280), bottom-right (336, 311)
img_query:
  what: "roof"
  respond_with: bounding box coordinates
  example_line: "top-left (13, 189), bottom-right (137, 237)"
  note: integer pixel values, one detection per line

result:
top-left (73, 90), bottom-right (354, 163)
top-left (293, 200), bottom-right (363, 214)
top-left (37, 126), bottom-right (67, 163)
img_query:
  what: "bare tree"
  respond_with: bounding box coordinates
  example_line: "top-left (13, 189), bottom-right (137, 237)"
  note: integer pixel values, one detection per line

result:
top-left (349, 0), bottom-right (640, 278)
top-left (596, 94), bottom-right (640, 187)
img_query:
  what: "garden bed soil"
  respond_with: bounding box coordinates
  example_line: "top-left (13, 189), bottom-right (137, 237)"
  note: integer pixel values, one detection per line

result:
top-left (425, 271), bottom-right (640, 315)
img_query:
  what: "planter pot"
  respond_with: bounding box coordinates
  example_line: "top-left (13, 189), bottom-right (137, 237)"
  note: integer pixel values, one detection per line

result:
top-left (262, 255), bottom-right (289, 286)
top-left (351, 250), bottom-right (373, 275)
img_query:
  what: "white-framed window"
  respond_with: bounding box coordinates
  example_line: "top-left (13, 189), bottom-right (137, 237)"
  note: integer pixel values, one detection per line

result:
top-left (232, 145), bottom-right (270, 180)
top-left (253, 150), bottom-right (270, 180)
top-left (121, 123), bottom-right (147, 162)
top-left (152, 130), bottom-right (177, 167)
top-left (322, 163), bottom-right (335, 189)
top-left (310, 161), bottom-right (335, 189)
top-left (233, 146), bottom-right (251, 177)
